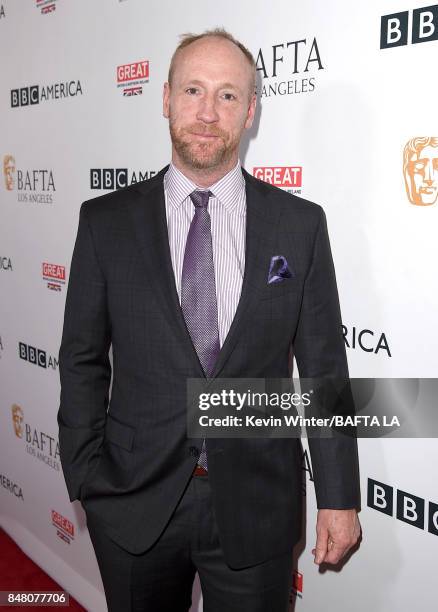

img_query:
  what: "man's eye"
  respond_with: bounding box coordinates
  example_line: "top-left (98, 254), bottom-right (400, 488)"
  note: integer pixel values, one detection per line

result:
top-left (185, 87), bottom-right (199, 95)
top-left (222, 93), bottom-right (236, 101)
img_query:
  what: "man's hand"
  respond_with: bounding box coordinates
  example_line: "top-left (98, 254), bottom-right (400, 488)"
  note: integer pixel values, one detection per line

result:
top-left (312, 508), bottom-right (361, 565)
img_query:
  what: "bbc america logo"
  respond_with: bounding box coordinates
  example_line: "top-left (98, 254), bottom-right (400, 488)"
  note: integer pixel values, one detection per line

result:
top-left (90, 168), bottom-right (157, 190)
top-left (380, 4), bottom-right (438, 48)
top-left (10, 81), bottom-right (82, 107)
top-left (18, 341), bottom-right (58, 370)
top-left (368, 478), bottom-right (438, 535)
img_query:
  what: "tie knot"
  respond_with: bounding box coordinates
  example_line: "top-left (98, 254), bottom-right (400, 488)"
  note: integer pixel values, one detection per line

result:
top-left (190, 190), bottom-right (212, 209)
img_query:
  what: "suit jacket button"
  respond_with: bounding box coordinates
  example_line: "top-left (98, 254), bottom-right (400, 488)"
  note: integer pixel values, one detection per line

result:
top-left (189, 446), bottom-right (200, 458)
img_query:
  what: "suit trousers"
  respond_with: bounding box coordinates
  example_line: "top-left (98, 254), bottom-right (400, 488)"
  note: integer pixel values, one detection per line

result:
top-left (85, 471), bottom-right (295, 612)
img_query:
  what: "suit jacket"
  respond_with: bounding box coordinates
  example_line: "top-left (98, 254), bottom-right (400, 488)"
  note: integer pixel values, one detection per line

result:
top-left (57, 165), bottom-right (360, 568)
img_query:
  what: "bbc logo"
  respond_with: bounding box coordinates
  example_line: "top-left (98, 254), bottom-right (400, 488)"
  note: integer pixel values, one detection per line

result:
top-left (18, 342), bottom-right (47, 368)
top-left (368, 478), bottom-right (438, 535)
top-left (11, 86), bottom-right (39, 107)
top-left (380, 4), bottom-right (438, 48)
top-left (90, 169), bottom-right (128, 190)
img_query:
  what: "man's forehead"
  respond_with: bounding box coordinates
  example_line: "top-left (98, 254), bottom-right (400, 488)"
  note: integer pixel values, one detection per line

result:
top-left (174, 37), bottom-right (250, 79)
top-left (180, 36), bottom-right (242, 57)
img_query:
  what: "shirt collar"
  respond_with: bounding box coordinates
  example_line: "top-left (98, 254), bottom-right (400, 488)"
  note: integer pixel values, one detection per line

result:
top-left (164, 160), bottom-right (245, 215)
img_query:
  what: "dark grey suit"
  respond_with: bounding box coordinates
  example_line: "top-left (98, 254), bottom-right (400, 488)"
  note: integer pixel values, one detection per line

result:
top-left (57, 166), bottom-right (360, 572)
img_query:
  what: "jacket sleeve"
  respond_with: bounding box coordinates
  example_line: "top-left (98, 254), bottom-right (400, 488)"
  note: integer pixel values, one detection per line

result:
top-left (292, 206), bottom-right (361, 510)
top-left (57, 202), bottom-right (111, 502)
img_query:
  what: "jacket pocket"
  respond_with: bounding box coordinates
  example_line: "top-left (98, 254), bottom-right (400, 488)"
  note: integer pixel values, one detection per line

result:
top-left (105, 414), bottom-right (135, 452)
top-left (259, 278), bottom-right (297, 301)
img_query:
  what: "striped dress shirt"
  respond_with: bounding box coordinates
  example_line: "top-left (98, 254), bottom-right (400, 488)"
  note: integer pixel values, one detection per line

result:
top-left (163, 160), bottom-right (246, 348)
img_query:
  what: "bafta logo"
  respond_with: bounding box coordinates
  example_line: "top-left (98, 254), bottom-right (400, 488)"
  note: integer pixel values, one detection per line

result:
top-left (3, 155), bottom-right (16, 191)
top-left (11, 404), bottom-right (24, 438)
top-left (403, 137), bottom-right (438, 206)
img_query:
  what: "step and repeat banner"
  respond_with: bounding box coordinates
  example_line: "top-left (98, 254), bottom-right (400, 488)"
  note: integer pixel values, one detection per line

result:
top-left (0, 1), bottom-right (436, 610)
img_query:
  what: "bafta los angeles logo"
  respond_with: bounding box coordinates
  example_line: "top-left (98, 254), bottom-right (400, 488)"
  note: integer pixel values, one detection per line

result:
top-left (403, 137), bottom-right (438, 206)
top-left (11, 404), bottom-right (24, 438)
top-left (3, 155), bottom-right (15, 191)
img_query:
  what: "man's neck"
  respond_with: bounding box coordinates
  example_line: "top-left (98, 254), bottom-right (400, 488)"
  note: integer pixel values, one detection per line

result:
top-left (170, 155), bottom-right (239, 188)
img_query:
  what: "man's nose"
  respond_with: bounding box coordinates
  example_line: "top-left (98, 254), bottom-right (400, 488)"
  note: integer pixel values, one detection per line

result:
top-left (196, 94), bottom-right (219, 124)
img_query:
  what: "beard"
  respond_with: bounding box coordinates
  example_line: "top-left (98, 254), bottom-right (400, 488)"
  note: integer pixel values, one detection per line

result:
top-left (169, 118), bottom-right (240, 170)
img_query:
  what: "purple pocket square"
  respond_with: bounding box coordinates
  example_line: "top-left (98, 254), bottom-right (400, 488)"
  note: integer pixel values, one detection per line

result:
top-left (267, 255), bottom-right (293, 284)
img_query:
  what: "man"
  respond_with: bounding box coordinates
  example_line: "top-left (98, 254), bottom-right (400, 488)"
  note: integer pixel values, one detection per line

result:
top-left (403, 136), bottom-right (438, 206)
top-left (58, 28), bottom-right (361, 612)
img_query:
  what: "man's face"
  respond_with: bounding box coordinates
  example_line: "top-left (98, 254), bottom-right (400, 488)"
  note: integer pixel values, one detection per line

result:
top-left (4, 156), bottom-right (16, 191)
top-left (163, 37), bottom-right (256, 172)
top-left (406, 145), bottom-right (438, 206)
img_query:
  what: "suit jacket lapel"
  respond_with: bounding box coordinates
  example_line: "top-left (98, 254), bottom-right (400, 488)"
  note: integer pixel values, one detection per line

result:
top-left (129, 168), bottom-right (205, 378)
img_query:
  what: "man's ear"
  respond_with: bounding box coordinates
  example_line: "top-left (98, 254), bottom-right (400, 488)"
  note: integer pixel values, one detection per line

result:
top-left (163, 82), bottom-right (170, 118)
top-left (244, 93), bottom-right (257, 130)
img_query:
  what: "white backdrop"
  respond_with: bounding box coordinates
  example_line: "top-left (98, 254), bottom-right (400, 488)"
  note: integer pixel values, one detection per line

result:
top-left (0, 1), bottom-right (437, 610)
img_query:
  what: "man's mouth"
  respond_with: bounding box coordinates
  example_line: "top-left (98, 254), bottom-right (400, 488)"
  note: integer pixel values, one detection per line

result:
top-left (190, 132), bottom-right (220, 139)
top-left (420, 186), bottom-right (436, 194)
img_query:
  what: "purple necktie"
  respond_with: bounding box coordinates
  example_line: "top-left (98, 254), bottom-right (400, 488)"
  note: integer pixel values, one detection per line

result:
top-left (181, 190), bottom-right (220, 470)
